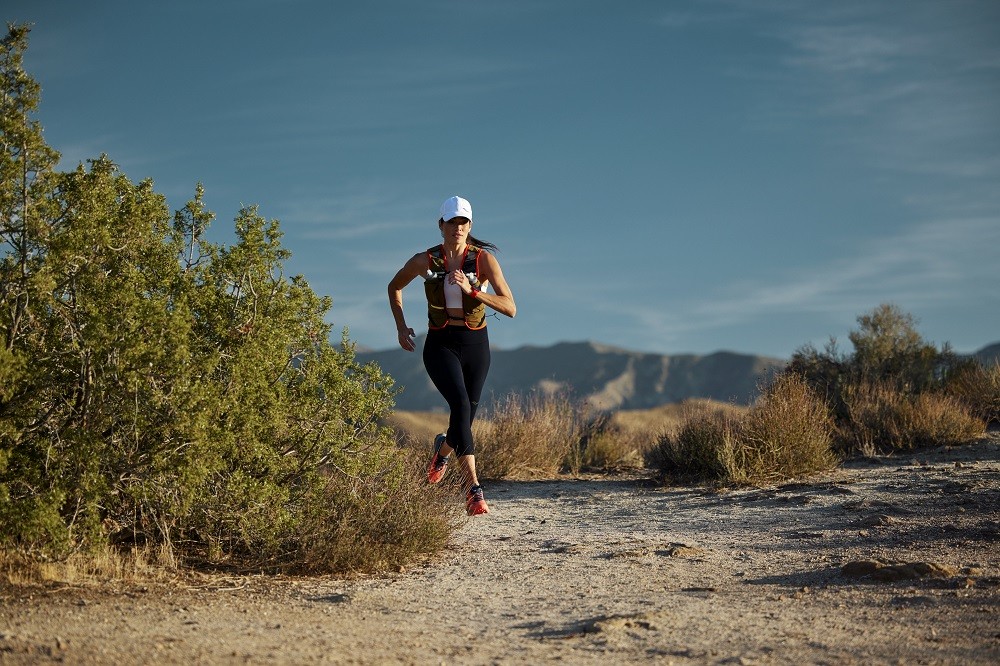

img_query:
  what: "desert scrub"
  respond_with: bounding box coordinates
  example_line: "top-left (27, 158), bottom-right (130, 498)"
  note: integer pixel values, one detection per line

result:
top-left (294, 462), bottom-right (460, 575)
top-left (474, 392), bottom-right (582, 480)
top-left (943, 360), bottom-right (1000, 427)
top-left (731, 373), bottom-right (839, 483)
top-left (570, 417), bottom-right (647, 473)
top-left (649, 374), bottom-right (837, 485)
top-left (646, 411), bottom-right (735, 482)
top-left (839, 381), bottom-right (984, 454)
top-left (0, 26), bottom-right (455, 577)
top-left (788, 304), bottom-right (991, 455)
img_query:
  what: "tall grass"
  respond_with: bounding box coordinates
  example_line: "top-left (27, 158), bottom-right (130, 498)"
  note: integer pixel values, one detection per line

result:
top-left (840, 381), bottom-right (984, 455)
top-left (473, 392), bottom-right (582, 480)
top-left (391, 396), bottom-right (750, 478)
top-left (0, 546), bottom-right (177, 588)
top-left (571, 418), bottom-right (648, 472)
top-left (943, 360), bottom-right (1000, 427)
top-left (648, 374), bottom-right (837, 485)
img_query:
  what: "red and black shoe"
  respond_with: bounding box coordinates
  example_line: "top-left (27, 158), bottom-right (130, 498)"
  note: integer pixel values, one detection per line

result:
top-left (466, 484), bottom-right (490, 516)
top-left (426, 433), bottom-right (449, 484)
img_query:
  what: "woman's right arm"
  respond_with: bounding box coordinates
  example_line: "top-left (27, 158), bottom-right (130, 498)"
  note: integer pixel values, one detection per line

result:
top-left (388, 252), bottom-right (426, 352)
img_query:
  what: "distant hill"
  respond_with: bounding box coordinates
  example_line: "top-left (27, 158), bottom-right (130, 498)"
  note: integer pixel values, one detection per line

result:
top-left (357, 338), bottom-right (786, 412)
top-left (973, 342), bottom-right (1000, 366)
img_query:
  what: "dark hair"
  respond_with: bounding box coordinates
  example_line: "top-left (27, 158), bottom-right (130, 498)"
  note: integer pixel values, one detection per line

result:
top-left (438, 218), bottom-right (499, 253)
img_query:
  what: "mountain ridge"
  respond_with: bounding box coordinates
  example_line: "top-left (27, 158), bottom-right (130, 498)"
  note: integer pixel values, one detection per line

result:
top-left (357, 337), bottom-right (787, 412)
top-left (357, 338), bottom-right (1000, 413)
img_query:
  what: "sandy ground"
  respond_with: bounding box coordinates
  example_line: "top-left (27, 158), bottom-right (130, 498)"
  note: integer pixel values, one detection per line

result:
top-left (2, 434), bottom-right (998, 665)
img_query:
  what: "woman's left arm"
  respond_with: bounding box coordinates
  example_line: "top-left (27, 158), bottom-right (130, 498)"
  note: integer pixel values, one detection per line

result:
top-left (469, 252), bottom-right (516, 318)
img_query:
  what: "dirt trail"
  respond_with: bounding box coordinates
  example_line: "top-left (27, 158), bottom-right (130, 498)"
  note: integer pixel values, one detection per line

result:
top-left (2, 435), bottom-right (999, 665)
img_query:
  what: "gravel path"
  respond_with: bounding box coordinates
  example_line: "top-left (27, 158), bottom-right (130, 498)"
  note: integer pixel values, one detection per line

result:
top-left (2, 435), bottom-right (998, 664)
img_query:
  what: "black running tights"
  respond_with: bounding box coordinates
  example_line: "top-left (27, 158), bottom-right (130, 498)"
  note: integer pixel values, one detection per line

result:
top-left (422, 326), bottom-right (490, 457)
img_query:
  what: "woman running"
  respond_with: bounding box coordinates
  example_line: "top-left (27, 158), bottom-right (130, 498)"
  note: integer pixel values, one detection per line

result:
top-left (387, 196), bottom-right (517, 515)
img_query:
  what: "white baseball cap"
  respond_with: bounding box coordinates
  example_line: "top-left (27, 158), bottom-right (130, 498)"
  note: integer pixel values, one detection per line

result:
top-left (440, 196), bottom-right (472, 222)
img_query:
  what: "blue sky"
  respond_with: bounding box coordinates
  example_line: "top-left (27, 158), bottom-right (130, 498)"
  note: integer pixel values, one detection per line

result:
top-left (8, 0), bottom-right (999, 357)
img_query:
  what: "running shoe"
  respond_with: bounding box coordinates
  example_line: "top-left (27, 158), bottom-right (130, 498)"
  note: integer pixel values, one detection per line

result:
top-left (466, 484), bottom-right (490, 516)
top-left (426, 433), bottom-right (449, 484)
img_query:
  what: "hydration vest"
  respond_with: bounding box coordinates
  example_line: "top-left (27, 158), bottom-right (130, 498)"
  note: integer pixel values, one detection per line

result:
top-left (424, 244), bottom-right (487, 330)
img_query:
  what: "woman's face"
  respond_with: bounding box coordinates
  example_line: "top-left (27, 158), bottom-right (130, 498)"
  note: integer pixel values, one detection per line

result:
top-left (441, 217), bottom-right (471, 243)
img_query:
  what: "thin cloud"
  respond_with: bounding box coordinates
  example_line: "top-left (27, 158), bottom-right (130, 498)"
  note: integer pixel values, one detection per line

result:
top-left (784, 24), bottom-right (907, 73)
top-left (588, 215), bottom-right (999, 348)
top-left (690, 216), bottom-right (1000, 325)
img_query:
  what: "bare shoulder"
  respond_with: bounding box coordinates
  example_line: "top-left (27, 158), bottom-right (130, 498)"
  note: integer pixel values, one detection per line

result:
top-left (389, 251), bottom-right (430, 289)
top-left (482, 250), bottom-right (511, 277)
top-left (402, 251), bottom-right (428, 272)
top-left (480, 250), bottom-right (504, 271)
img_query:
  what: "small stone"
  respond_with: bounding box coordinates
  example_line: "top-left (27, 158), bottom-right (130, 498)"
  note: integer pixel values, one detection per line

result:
top-left (842, 560), bottom-right (883, 578)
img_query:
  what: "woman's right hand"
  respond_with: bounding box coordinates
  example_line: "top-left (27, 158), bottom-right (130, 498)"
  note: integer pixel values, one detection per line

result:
top-left (398, 327), bottom-right (416, 352)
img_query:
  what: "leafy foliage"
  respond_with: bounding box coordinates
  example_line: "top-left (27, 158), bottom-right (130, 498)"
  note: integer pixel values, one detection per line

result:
top-left (787, 303), bottom-right (984, 453)
top-left (0, 25), bottom-right (448, 572)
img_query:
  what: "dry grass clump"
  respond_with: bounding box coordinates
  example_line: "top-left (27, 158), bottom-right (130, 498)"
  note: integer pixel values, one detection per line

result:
top-left (571, 423), bottom-right (647, 472)
top-left (0, 545), bottom-right (176, 588)
top-left (474, 393), bottom-right (580, 479)
top-left (648, 374), bottom-right (837, 485)
top-left (731, 374), bottom-right (839, 483)
top-left (943, 361), bottom-right (1000, 427)
top-left (840, 381), bottom-right (984, 455)
top-left (645, 411), bottom-right (734, 481)
top-left (295, 463), bottom-right (459, 575)
top-left (610, 399), bottom-right (746, 441)
top-left (585, 399), bottom-right (747, 474)
top-left (474, 392), bottom-right (582, 480)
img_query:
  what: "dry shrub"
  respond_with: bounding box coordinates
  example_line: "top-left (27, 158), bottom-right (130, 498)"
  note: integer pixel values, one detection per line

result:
top-left (612, 399), bottom-right (745, 442)
top-left (648, 374), bottom-right (836, 485)
top-left (295, 462), bottom-right (458, 575)
top-left (944, 361), bottom-right (1000, 426)
top-left (646, 411), bottom-right (735, 481)
top-left (474, 392), bottom-right (581, 480)
top-left (731, 374), bottom-right (838, 484)
top-left (903, 392), bottom-right (985, 446)
top-left (840, 381), bottom-right (984, 454)
top-left (571, 416), bottom-right (647, 473)
top-left (602, 399), bottom-right (747, 474)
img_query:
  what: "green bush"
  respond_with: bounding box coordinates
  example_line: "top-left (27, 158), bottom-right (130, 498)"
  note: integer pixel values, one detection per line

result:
top-left (0, 25), bottom-right (447, 574)
top-left (788, 303), bottom-right (987, 454)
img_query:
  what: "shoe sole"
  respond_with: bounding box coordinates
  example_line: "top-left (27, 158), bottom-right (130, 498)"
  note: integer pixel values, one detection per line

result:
top-left (466, 500), bottom-right (490, 516)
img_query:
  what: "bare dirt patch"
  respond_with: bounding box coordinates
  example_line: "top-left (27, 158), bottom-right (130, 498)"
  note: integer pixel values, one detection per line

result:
top-left (2, 434), bottom-right (998, 664)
